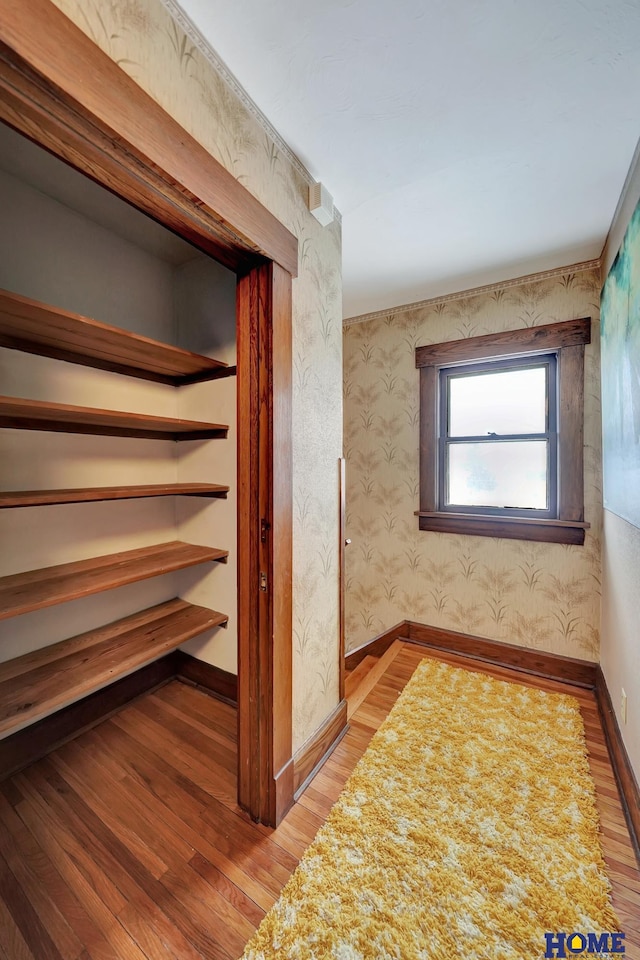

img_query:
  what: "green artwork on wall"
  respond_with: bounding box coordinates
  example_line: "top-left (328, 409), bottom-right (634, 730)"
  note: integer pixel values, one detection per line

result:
top-left (601, 196), bottom-right (640, 528)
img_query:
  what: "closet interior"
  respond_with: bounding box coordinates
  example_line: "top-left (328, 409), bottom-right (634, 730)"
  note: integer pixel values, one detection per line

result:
top-left (0, 120), bottom-right (239, 753)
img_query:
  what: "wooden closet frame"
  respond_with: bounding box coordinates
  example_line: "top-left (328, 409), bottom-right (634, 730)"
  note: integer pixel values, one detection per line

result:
top-left (0, 0), bottom-right (297, 826)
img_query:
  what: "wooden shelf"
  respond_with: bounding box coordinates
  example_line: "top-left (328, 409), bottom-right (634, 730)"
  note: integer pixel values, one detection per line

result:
top-left (0, 287), bottom-right (236, 385)
top-left (0, 598), bottom-right (228, 736)
top-left (0, 396), bottom-right (228, 440)
top-left (0, 541), bottom-right (228, 621)
top-left (0, 483), bottom-right (229, 508)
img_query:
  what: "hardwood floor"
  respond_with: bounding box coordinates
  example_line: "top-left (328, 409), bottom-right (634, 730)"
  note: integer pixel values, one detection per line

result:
top-left (0, 644), bottom-right (637, 959)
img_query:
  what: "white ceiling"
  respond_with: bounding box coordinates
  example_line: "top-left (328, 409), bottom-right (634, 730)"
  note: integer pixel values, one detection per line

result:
top-left (174, 0), bottom-right (640, 317)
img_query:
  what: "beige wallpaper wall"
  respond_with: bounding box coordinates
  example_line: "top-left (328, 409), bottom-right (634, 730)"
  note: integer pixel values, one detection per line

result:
top-left (344, 265), bottom-right (602, 660)
top-left (48, 0), bottom-right (343, 751)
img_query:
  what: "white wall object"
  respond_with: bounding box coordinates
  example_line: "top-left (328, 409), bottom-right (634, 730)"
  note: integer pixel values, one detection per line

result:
top-left (309, 182), bottom-right (334, 226)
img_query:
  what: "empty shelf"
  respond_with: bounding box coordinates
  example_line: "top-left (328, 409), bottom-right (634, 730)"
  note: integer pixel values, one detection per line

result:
top-left (0, 483), bottom-right (230, 508)
top-left (0, 598), bottom-right (228, 736)
top-left (0, 396), bottom-right (228, 440)
top-left (0, 541), bottom-right (228, 621)
top-left (0, 287), bottom-right (234, 385)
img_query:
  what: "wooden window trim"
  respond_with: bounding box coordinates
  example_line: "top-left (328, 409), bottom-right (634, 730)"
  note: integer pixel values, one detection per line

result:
top-left (415, 318), bottom-right (591, 545)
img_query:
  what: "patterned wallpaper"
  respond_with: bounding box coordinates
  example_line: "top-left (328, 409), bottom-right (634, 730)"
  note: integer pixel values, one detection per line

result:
top-left (344, 266), bottom-right (603, 660)
top-left (50, 0), bottom-right (343, 751)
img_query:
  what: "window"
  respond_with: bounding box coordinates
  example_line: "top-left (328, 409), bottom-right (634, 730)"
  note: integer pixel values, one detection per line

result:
top-left (415, 318), bottom-right (591, 544)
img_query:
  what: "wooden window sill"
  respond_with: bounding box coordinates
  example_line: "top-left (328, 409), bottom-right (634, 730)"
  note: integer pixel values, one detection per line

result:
top-left (415, 512), bottom-right (589, 544)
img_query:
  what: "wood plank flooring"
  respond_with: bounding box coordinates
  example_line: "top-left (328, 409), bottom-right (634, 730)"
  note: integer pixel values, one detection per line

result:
top-left (0, 643), bottom-right (637, 959)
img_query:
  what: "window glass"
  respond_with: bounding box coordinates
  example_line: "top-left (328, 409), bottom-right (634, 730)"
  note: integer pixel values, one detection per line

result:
top-left (447, 440), bottom-right (548, 510)
top-left (448, 366), bottom-right (547, 437)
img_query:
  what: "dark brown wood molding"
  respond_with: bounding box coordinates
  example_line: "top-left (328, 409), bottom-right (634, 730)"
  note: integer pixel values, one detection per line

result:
top-left (406, 621), bottom-right (598, 688)
top-left (416, 513), bottom-right (588, 545)
top-left (0, 656), bottom-right (176, 782)
top-left (347, 619), bottom-right (596, 688)
top-left (293, 699), bottom-right (349, 798)
top-left (558, 344), bottom-right (586, 522)
top-left (345, 621), bottom-right (410, 671)
top-left (273, 757), bottom-right (295, 825)
top-left (595, 667), bottom-right (640, 865)
top-left (173, 651), bottom-right (237, 706)
top-left (416, 318), bottom-right (591, 543)
top-left (237, 261), bottom-right (294, 827)
top-left (339, 458), bottom-right (346, 702)
top-left (0, 0), bottom-right (298, 275)
top-left (415, 317), bottom-right (591, 367)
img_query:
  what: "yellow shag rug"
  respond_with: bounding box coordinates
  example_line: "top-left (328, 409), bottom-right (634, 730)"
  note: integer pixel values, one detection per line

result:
top-left (242, 658), bottom-right (619, 960)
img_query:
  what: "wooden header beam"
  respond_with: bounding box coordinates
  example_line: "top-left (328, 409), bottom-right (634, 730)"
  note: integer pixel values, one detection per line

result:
top-left (0, 0), bottom-right (298, 276)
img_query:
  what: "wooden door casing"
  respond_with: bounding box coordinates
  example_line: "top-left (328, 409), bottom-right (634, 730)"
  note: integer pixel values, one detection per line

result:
top-left (0, 0), bottom-right (296, 825)
top-left (237, 263), bottom-right (293, 824)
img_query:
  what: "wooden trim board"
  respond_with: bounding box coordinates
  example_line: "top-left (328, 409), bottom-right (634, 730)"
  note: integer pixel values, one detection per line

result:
top-left (415, 317), bottom-right (591, 367)
top-left (339, 458), bottom-right (346, 702)
top-left (0, 0), bottom-right (297, 275)
top-left (173, 651), bottom-right (238, 707)
top-left (347, 640), bottom-right (405, 719)
top-left (345, 621), bottom-right (410, 671)
top-left (293, 699), bottom-right (348, 798)
top-left (416, 319), bottom-right (591, 544)
top-left (416, 512), bottom-right (588, 545)
top-left (595, 667), bottom-right (640, 864)
top-left (347, 619), bottom-right (597, 688)
top-left (345, 656), bottom-right (378, 699)
top-left (237, 262), bottom-right (294, 826)
top-left (405, 621), bottom-right (598, 688)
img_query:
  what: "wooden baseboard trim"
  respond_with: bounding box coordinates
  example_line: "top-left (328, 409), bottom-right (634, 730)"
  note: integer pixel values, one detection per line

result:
top-left (172, 650), bottom-right (238, 705)
top-left (345, 622), bottom-right (409, 671)
top-left (293, 699), bottom-right (348, 798)
top-left (595, 667), bottom-right (640, 864)
top-left (0, 655), bottom-right (176, 782)
top-left (406, 621), bottom-right (598, 689)
top-left (273, 756), bottom-right (295, 824)
top-left (347, 619), bottom-right (596, 689)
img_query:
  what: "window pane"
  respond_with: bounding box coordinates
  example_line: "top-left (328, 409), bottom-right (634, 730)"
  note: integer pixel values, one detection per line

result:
top-left (449, 366), bottom-right (547, 437)
top-left (447, 441), bottom-right (548, 509)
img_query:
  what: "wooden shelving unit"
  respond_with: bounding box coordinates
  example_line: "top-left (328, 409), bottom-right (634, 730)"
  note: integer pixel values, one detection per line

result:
top-left (0, 396), bottom-right (228, 440)
top-left (0, 541), bottom-right (228, 621)
top-left (0, 287), bottom-right (236, 385)
top-left (0, 598), bottom-right (228, 736)
top-left (0, 283), bottom-right (233, 746)
top-left (0, 483), bottom-right (229, 508)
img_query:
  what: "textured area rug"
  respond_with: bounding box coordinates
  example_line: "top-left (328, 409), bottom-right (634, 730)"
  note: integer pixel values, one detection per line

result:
top-left (242, 658), bottom-right (619, 960)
